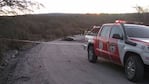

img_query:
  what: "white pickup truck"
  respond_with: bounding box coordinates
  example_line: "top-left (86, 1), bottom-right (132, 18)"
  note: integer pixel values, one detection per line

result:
top-left (87, 20), bottom-right (149, 82)
top-left (84, 26), bottom-right (100, 49)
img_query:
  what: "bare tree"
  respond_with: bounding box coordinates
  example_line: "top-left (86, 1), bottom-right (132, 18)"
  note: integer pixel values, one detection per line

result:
top-left (134, 5), bottom-right (149, 23)
top-left (0, 0), bottom-right (44, 15)
top-left (134, 5), bottom-right (149, 13)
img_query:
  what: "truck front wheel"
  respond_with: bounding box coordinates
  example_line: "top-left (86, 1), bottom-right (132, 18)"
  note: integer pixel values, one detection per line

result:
top-left (88, 45), bottom-right (97, 63)
top-left (125, 55), bottom-right (144, 82)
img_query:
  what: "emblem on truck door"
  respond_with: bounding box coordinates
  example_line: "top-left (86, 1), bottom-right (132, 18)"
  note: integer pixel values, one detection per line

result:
top-left (109, 44), bottom-right (116, 53)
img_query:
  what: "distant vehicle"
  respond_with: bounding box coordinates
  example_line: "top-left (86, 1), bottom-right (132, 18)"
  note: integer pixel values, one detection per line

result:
top-left (84, 26), bottom-right (100, 49)
top-left (87, 20), bottom-right (149, 82)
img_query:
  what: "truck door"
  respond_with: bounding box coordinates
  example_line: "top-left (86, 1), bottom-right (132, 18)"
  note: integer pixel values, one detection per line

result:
top-left (97, 25), bottom-right (111, 59)
top-left (108, 25), bottom-right (124, 64)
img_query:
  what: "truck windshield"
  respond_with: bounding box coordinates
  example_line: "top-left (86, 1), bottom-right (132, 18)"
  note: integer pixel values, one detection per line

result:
top-left (125, 25), bottom-right (149, 38)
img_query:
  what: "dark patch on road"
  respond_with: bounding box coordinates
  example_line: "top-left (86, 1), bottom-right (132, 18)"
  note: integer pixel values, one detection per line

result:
top-left (62, 37), bottom-right (74, 41)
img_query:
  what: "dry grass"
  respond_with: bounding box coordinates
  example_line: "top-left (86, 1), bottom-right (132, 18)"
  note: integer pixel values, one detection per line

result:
top-left (0, 13), bottom-right (149, 57)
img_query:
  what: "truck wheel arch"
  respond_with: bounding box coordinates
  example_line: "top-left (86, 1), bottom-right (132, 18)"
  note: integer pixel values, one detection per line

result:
top-left (123, 51), bottom-right (143, 65)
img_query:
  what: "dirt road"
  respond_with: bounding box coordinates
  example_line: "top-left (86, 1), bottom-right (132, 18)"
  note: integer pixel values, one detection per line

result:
top-left (7, 36), bottom-right (149, 84)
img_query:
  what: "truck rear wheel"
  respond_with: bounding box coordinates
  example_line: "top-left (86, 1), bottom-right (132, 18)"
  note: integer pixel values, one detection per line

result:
top-left (125, 55), bottom-right (144, 82)
top-left (88, 45), bottom-right (97, 63)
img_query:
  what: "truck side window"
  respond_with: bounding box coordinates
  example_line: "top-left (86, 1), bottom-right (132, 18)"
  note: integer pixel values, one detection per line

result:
top-left (100, 26), bottom-right (111, 39)
top-left (110, 25), bottom-right (123, 39)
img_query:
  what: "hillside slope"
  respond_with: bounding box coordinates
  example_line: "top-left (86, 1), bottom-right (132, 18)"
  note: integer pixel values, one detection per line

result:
top-left (0, 13), bottom-right (149, 54)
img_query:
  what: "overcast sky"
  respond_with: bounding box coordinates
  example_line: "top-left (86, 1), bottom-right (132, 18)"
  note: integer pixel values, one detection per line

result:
top-left (34, 0), bottom-right (149, 14)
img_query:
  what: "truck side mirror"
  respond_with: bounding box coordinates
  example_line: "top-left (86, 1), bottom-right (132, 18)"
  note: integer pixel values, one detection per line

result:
top-left (112, 34), bottom-right (123, 40)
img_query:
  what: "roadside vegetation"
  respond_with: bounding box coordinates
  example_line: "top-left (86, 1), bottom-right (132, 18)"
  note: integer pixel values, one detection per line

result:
top-left (0, 13), bottom-right (149, 60)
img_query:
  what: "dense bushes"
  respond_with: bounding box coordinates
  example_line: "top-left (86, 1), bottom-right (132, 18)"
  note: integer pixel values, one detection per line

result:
top-left (0, 13), bottom-right (149, 54)
top-left (0, 13), bottom-right (149, 41)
